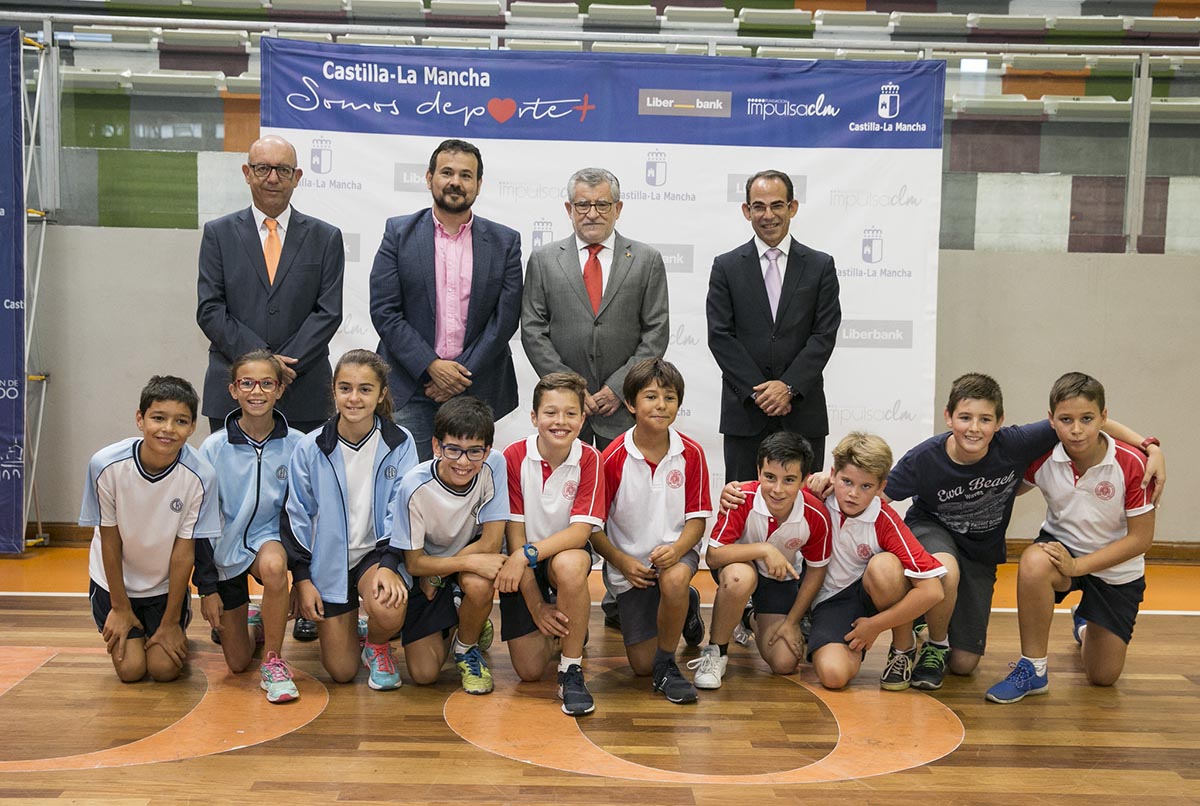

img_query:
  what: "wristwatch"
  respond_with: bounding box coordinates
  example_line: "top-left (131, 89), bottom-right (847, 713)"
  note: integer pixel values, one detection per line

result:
top-left (1140, 436), bottom-right (1161, 452)
top-left (427, 575), bottom-right (445, 589)
top-left (523, 542), bottom-right (539, 569)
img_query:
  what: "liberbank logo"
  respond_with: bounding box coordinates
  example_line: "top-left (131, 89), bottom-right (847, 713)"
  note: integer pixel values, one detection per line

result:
top-left (639, 89), bottom-right (732, 118)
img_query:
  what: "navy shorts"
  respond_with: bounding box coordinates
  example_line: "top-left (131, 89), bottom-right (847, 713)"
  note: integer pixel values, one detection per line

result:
top-left (400, 575), bottom-right (459, 646)
top-left (709, 565), bottom-right (805, 616)
top-left (807, 579), bottom-right (877, 660)
top-left (321, 549), bottom-right (384, 619)
top-left (499, 562), bottom-right (555, 642)
top-left (1035, 532), bottom-right (1145, 644)
top-left (612, 550), bottom-right (700, 647)
top-left (89, 579), bottom-right (192, 639)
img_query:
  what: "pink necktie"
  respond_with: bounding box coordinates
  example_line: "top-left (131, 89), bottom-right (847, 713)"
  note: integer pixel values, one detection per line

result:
top-left (765, 247), bottom-right (782, 319)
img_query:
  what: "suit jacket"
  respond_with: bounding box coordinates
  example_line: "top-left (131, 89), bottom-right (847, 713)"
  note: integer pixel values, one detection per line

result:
top-left (196, 206), bottom-right (345, 422)
top-left (706, 237), bottom-right (841, 438)
top-left (368, 208), bottom-right (523, 419)
top-left (521, 232), bottom-right (670, 439)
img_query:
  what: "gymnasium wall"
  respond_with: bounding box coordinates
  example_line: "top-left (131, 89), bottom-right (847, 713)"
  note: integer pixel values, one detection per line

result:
top-left (31, 227), bottom-right (1196, 542)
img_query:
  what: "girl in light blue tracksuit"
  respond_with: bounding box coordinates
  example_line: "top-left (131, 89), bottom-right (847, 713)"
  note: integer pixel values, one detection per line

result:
top-left (283, 349), bottom-right (418, 690)
top-left (198, 350), bottom-right (305, 704)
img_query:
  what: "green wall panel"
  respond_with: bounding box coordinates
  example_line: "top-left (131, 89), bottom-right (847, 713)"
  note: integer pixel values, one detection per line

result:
top-left (97, 150), bottom-right (199, 229)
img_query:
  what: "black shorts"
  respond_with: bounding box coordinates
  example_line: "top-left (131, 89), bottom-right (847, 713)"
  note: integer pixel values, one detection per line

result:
top-left (322, 549), bottom-right (384, 619)
top-left (807, 579), bottom-right (877, 660)
top-left (89, 579), bottom-right (192, 639)
top-left (214, 568), bottom-right (266, 611)
top-left (709, 565), bottom-right (805, 616)
top-left (1035, 532), bottom-right (1146, 644)
top-left (400, 575), bottom-right (459, 646)
top-left (499, 562), bottom-right (555, 642)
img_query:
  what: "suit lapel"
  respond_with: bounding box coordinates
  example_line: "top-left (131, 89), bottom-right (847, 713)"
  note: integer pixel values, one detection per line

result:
top-left (598, 234), bottom-right (633, 318)
top-left (740, 240), bottom-right (775, 326)
top-left (416, 211), bottom-right (438, 316)
top-left (269, 209), bottom-right (310, 297)
top-left (235, 208), bottom-right (271, 293)
top-left (555, 237), bottom-right (594, 316)
top-left (774, 245), bottom-right (806, 326)
top-left (464, 217), bottom-right (492, 337)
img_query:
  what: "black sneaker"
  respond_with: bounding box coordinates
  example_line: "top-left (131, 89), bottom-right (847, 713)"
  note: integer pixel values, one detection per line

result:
top-left (653, 656), bottom-right (698, 704)
top-left (910, 642), bottom-right (949, 691)
top-left (211, 627), bottom-right (222, 645)
top-left (558, 664), bottom-right (596, 716)
top-left (683, 586), bottom-right (705, 647)
top-left (880, 646), bottom-right (917, 691)
top-left (292, 617), bottom-right (319, 642)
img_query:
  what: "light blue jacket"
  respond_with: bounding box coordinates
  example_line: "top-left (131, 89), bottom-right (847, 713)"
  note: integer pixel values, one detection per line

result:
top-left (282, 415), bottom-right (417, 604)
top-left (198, 410), bottom-right (305, 584)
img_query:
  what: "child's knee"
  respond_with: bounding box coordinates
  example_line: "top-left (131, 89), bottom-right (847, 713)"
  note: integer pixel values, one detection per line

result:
top-left (459, 573), bottom-right (492, 601)
top-left (658, 566), bottom-right (693, 597)
top-left (555, 549), bottom-right (592, 580)
top-left (258, 551), bottom-right (288, 586)
top-left (816, 664), bottom-right (851, 690)
top-left (114, 660), bottom-right (147, 683)
top-left (146, 654), bottom-right (183, 682)
top-left (717, 565), bottom-right (755, 596)
top-left (1018, 544), bottom-right (1057, 580)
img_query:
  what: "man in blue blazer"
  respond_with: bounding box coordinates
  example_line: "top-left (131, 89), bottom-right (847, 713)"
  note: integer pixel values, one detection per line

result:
top-left (706, 170), bottom-right (841, 482)
top-left (197, 135), bottom-right (345, 435)
top-left (369, 139), bottom-right (523, 461)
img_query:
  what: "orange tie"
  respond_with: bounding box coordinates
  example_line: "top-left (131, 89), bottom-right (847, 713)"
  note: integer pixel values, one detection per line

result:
top-left (264, 218), bottom-right (281, 285)
top-left (583, 243), bottom-right (603, 315)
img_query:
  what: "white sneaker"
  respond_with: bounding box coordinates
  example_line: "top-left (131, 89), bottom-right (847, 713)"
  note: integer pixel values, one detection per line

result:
top-left (686, 644), bottom-right (728, 689)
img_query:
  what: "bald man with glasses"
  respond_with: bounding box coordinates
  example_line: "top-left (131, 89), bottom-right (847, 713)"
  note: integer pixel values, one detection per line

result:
top-left (197, 134), bottom-right (345, 437)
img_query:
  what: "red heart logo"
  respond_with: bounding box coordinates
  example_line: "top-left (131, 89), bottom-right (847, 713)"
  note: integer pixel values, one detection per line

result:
top-left (487, 97), bottom-right (517, 123)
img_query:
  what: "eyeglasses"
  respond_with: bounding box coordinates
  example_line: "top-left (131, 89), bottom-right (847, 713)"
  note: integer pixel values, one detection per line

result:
top-left (248, 163), bottom-right (297, 180)
top-left (439, 444), bottom-right (488, 461)
top-left (748, 201), bottom-right (790, 215)
top-left (235, 377), bottom-right (279, 392)
top-left (571, 200), bottom-right (615, 215)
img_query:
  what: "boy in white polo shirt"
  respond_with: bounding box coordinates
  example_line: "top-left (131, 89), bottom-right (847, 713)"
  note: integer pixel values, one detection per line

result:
top-left (808, 432), bottom-right (946, 691)
top-left (986, 372), bottom-right (1156, 704)
top-left (499, 372), bottom-right (605, 716)
top-left (592, 358), bottom-right (712, 704)
top-left (80, 375), bottom-right (220, 683)
top-left (390, 396), bottom-right (509, 696)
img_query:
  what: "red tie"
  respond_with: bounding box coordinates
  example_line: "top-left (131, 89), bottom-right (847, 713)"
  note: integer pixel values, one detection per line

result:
top-left (583, 243), bottom-right (603, 315)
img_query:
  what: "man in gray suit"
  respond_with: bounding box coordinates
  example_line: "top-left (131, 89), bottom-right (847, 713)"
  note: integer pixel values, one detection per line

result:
top-left (197, 134), bottom-right (344, 435)
top-left (521, 167), bottom-right (670, 450)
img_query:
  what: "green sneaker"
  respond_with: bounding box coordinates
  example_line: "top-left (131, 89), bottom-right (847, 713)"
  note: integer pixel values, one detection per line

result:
top-left (910, 642), bottom-right (950, 691)
top-left (455, 645), bottom-right (494, 695)
top-left (247, 603), bottom-right (264, 645)
top-left (477, 618), bottom-right (494, 652)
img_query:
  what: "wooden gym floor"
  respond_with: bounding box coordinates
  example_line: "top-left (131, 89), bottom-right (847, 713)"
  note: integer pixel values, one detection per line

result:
top-left (1, 549), bottom-right (1198, 805)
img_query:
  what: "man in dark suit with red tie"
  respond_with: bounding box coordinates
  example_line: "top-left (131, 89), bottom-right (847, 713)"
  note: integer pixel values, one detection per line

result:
top-left (706, 170), bottom-right (841, 482)
top-left (196, 135), bottom-right (345, 435)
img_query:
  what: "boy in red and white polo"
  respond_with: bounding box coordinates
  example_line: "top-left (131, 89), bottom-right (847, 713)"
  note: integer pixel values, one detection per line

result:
top-left (592, 359), bottom-right (711, 705)
top-left (987, 372), bottom-right (1156, 704)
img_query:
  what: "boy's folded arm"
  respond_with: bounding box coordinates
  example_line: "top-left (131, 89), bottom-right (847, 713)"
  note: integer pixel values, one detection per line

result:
top-left (163, 536), bottom-right (196, 624)
top-left (1071, 510), bottom-right (1155, 578)
top-left (98, 525), bottom-right (133, 611)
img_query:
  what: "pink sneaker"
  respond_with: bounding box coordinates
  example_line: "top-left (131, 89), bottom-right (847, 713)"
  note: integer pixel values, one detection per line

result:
top-left (260, 652), bottom-right (299, 703)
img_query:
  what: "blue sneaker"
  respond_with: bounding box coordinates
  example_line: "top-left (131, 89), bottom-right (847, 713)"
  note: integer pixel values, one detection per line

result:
top-left (1071, 605), bottom-right (1086, 646)
top-left (986, 658), bottom-right (1048, 704)
top-left (361, 641), bottom-right (402, 691)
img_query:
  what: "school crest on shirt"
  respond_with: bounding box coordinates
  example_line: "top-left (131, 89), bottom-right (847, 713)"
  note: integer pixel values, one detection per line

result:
top-left (784, 537), bottom-right (804, 551)
top-left (1094, 481), bottom-right (1116, 501)
top-left (276, 466), bottom-right (288, 481)
top-left (562, 480), bottom-right (578, 500)
top-left (170, 498), bottom-right (183, 513)
top-left (385, 465), bottom-right (397, 480)
top-left (666, 469), bottom-right (684, 489)
top-left (856, 543), bottom-right (873, 560)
